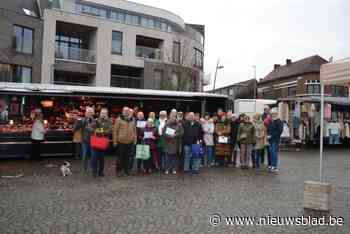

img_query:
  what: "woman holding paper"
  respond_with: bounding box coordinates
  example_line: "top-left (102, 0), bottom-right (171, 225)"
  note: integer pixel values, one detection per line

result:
top-left (136, 111), bottom-right (146, 173)
top-left (139, 118), bottom-right (159, 173)
top-left (164, 111), bottom-right (183, 175)
top-left (214, 114), bottom-right (231, 166)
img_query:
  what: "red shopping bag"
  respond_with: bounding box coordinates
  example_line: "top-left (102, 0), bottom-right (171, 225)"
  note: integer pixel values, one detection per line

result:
top-left (90, 135), bottom-right (109, 151)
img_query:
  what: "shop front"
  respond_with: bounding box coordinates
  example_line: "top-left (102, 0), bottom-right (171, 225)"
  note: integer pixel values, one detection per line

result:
top-left (277, 96), bottom-right (350, 147)
top-left (0, 83), bottom-right (227, 159)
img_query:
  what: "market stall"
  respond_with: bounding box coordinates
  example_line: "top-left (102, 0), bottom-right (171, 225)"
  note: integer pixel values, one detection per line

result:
top-left (0, 83), bottom-right (227, 159)
top-left (277, 96), bottom-right (350, 146)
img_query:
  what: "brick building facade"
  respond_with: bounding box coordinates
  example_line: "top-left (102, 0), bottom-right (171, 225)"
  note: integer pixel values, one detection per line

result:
top-left (257, 55), bottom-right (349, 99)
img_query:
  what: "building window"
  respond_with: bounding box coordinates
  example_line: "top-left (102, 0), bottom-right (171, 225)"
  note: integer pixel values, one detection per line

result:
top-left (193, 48), bottom-right (203, 68)
top-left (13, 65), bottom-right (32, 83)
top-left (125, 14), bottom-right (139, 25)
top-left (287, 86), bottom-right (297, 96)
top-left (161, 22), bottom-right (167, 31)
top-left (110, 11), bottom-right (125, 23)
top-left (306, 80), bottom-right (320, 95)
top-left (0, 64), bottom-right (13, 82)
top-left (0, 64), bottom-right (31, 83)
top-left (332, 85), bottom-right (348, 97)
top-left (173, 42), bottom-right (181, 64)
top-left (55, 33), bottom-right (89, 61)
top-left (154, 69), bottom-right (163, 89)
top-left (112, 31), bottom-right (123, 55)
top-left (13, 25), bottom-right (33, 54)
top-left (229, 88), bottom-right (234, 96)
top-left (141, 17), bottom-right (148, 27)
top-left (171, 72), bottom-right (179, 89)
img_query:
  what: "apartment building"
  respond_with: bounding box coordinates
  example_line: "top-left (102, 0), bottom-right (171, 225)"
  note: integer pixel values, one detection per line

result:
top-left (41, 0), bottom-right (206, 91)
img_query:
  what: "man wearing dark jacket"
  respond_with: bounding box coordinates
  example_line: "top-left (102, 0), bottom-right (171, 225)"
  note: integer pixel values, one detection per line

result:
top-left (73, 107), bottom-right (95, 173)
top-left (267, 109), bottom-right (283, 173)
top-left (183, 112), bottom-right (203, 174)
top-left (230, 114), bottom-right (240, 167)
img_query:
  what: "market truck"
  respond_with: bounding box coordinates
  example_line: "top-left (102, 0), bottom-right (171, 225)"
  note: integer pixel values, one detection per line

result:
top-left (234, 99), bottom-right (277, 117)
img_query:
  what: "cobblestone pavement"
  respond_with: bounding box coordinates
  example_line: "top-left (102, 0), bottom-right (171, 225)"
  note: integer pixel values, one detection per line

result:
top-left (0, 148), bottom-right (349, 234)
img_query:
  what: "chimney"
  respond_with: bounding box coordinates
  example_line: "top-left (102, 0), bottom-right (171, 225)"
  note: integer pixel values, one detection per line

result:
top-left (274, 64), bottom-right (280, 70)
top-left (286, 59), bottom-right (292, 65)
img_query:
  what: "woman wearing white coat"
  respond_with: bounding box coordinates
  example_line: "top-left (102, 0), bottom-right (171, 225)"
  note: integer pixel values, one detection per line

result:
top-left (30, 112), bottom-right (46, 161)
top-left (202, 115), bottom-right (215, 167)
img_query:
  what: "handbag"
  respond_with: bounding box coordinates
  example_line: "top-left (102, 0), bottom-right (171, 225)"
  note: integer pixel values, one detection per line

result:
top-left (191, 143), bottom-right (204, 158)
top-left (90, 135), bottom-right (109, 151)
top-left (136, 144), bottom-right (151, 160)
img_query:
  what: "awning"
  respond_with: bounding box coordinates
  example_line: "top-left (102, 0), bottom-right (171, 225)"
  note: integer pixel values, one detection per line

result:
top-left (320, 57), bottom-right (350, 85)
top-left (278, 96), bottom-right (350, 106)
top-left (0, 82), bottom-right (227, 99)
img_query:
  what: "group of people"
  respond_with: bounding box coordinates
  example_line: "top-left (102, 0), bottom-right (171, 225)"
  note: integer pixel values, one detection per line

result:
top-left (71, 105), bottom-right (284, 177)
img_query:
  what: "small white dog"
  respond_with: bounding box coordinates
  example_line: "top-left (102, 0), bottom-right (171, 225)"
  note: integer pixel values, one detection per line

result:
top-left (60, 161), bottom-right (72, 177)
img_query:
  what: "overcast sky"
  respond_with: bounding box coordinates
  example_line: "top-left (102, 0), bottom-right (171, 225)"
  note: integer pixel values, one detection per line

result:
top-left (134, 0), bottom-right (350, 90)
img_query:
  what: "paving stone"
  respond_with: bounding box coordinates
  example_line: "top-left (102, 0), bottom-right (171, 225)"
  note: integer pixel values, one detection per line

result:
top-left (0, 148), bottom-right (349, 233)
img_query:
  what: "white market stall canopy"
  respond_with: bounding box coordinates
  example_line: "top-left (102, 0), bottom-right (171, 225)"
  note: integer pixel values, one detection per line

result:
top-left (0, 82), bottom-right (227, 99)
top-left (320, 57), bottom-right (350, 85)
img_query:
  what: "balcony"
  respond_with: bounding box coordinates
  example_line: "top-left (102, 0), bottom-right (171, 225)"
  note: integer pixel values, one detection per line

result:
top-left (136, 46), bottom-right (162, 60)
top-left (55, 45), bottom-right (96, 63)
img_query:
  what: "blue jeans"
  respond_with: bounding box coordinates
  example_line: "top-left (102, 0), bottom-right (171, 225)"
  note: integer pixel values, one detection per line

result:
top-left (329, 134), bottom-right (340, 145)
top-left (269, 142), bottom-right (279, 168)
top-left (184, 145), bottom-right (192, 171)
top-left (205, 146), bottom-right (214, 166)
top-left (165, 153), bottom-right (177, 171)
top-left (81, 142), bottom-right (91, 172)
top-left (191, 157), bottom-right (201, 172)
top-left (91, 148), bottom-right (105, 176)
top-left (184, 145), bottom-right (201, 172)
top-left (157, 147), bottom-right (166, 170)
top-left (255, 149), bottom-right (264, 168)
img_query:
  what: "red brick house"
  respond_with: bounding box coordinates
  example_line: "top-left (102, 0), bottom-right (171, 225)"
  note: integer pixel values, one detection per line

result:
top-left (257, 55), bottom-right (349, 99)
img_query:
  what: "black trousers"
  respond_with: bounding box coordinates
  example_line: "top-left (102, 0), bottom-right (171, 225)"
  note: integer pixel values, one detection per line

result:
top-left (116, 143), bottom-right (133, 174)
top-left (31, 139), bottom-right (43, 161)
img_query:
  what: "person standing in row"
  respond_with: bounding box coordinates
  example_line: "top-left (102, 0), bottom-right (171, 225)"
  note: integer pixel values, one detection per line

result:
top-left (73, 107), bottom-right (95, 173)
top-left (164, 110), bottom-right (183, 174)
top-left (30, 111), bottom-right (46, 161)
top-left (237, 115), bottom-right (255, 169)
top-left (113, 107), bottom-right (137, 177)
top-left (91, 108), bottom-right (112, 177)
top-left (139, 118), bottom-right (158, 173)
top-left (253, 113), bottom-right (266, 169)
top-left (136, 111), bottom-right (146, 173)
top-left (183, 112), bottom-right (203, 174)
top-left (262, 106), bottom-right (272, 167)
top-left (214, 114), bottom-right (231, 167)
top-left (230, 114), bottom-right (240, 167)
top-left (202, 114), bottom-right (214, 167)
top-left (156, 111), bottom-right (167, 171)
top-left (267, 109), bottom-right (283, 173)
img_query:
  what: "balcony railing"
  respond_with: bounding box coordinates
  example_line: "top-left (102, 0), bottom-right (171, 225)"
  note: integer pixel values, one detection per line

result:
top-left (136, 46), bottom-right (162, 60)
top-left (55, 45), bottom-right (96, 63)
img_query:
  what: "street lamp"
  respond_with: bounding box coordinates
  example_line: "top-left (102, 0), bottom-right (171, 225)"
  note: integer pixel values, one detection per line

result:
top-left (252, 65), bottom-right (257, 113)
top-left (213, 59), bottom-right (224, 91)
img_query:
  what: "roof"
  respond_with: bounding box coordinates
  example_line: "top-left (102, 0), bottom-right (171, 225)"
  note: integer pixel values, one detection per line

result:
top-left (212, 79), bottom-right (257, 92)
top-left (0, 82), bottom-right (227, 99)
top-left (260, 55), bottom-right (328, 83)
